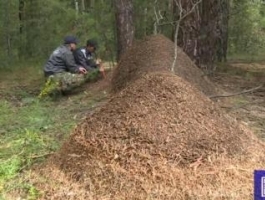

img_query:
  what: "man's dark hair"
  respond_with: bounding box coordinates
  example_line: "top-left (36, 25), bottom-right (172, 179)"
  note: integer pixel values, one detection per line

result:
top-left (86, 39), bottom-right (98, 49)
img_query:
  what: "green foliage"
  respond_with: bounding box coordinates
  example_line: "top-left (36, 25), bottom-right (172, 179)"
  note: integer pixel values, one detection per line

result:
top-left (27, 185), bottom-right (40, 200)
top-left (0, 99), bottom-right (64, 197)
top-left (84, 0), bottom-right (116, 60)
top-left (134, 0), bottom-right (173, 39)
top-left (0, 63), bottom-right (108, 198)
top-left (229, 0), bottom-right (265, 58)
top-left (0, 0), bottom-right (116, 67)
top-left (0, 127), bottom-right (54, 197)
top-left (38, 77), bottom-right (60, 99)
top-left (0, 0), bottom-right (20, 67)
top-left (1, 0), bottom-right (265, 66)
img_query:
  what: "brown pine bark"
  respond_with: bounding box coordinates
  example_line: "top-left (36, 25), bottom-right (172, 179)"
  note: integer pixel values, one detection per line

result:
top-left (172, 0), bottom-right (229, 70)
top-left (114, 0), bottom-right (135, 60)
top-left (172, 0), bottom-right (201, 63)
top-left (197, 0), bottom-right (219, 68)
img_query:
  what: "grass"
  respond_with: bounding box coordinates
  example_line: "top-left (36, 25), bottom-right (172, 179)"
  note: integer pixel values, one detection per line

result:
top-left (216, 61), bottom-right (265, 81)
top-left (0, 64), bottom-right (108, 199)
top-left (228, 52), bottom-right (265, 63)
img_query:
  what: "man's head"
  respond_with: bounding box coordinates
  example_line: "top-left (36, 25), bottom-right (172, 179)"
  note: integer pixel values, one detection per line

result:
top-left (86, 39), bottom-right (98, 53)
top-left (64, 35), bottom-right (78, 51)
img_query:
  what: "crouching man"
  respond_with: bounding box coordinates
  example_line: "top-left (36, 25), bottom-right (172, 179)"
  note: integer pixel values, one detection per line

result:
top-left (74, 39), bottom-right (105, 79)
top-left (39, 36), bottom-right (88, 98)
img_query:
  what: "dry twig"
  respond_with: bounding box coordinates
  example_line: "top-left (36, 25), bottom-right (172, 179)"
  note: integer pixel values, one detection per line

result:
top-left (209, 84), bottom-right (263, 99)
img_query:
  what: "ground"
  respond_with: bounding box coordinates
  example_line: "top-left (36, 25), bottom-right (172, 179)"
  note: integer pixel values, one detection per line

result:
top-left (0, 61), bottom-right (264, 199)
top-left (211, 62), bottom-right (265, 139)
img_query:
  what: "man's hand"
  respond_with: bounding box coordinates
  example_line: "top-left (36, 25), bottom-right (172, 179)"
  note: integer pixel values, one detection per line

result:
top-left (99, 65), bottom-right (105, 72)
top-left (99, 65), bottom-right (106, 79)
top-left (96, 59), bottom-right (102, 65)
top-left (78, 67), bottom-right (87, 74)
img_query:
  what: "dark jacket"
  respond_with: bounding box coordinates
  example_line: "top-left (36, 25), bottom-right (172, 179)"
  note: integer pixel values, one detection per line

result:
top-left (73, 47), bottom-right (98, 71)
top-left (44, 45), bottom-right (79, 77)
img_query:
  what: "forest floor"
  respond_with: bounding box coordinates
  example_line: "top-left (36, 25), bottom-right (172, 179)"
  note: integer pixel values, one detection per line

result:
top-left (211, 62), bottom-right (265, 140)
top-left (0, 61), bottom-right (265, 199)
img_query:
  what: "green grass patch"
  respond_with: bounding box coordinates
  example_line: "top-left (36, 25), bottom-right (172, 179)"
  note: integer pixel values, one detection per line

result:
top-left (228, 52), bottom-right (265, 63)
top-left (0, 100), bottom-right (64, 196)
top-left (0, 64), bottom-right (108, 199)
top-left (216, 61), bottom-right (265, 80)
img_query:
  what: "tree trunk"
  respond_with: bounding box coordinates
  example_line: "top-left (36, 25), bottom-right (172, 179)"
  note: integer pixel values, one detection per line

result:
top-left (81, 0), bottom-right (85, 13)
top-left (87, 0), bottom-right (95, 8)
top-left (197, 0), bottom-right (224, 70)
top-left (172, 0), bottom-right (201, 62)
top-left (216, 0), bottom-right (229, 62)
top-left (19, 0), bottom-right (24, 34)
top-left (75, 0), bottom-right (79, 18)
top-left (5, 0), bottom-right (11, 57)
top-left (24, 0), bottom-right (40, 57)
top-left (114, 0), bottom-right (135, 60)
top-left (172, 0), bottom-right (229, 70)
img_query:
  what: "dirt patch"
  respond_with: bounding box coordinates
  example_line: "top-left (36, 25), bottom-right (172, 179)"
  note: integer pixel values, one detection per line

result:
top-left (32, 72), bottom-right (264, 199)
top-left (112, 34), bottom-right (218, 96)
top-left (80, 69), bottom-right (113, 93)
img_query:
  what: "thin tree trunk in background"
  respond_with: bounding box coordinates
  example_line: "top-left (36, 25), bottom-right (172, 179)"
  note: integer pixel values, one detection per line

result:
top-left (222, 0), bottom-right (229, 62)
top-left (25, 0), bottom-right (40, 57)
top-left (144, 7), bottom-right (148, 36)
top-left (114, 0), bottom-right (135, 60)
top-left (81, 0), bottom-right (85, 13)
top-left (75, 0), bottom-right (79, 18)
top-left (86, 0), bottom-right (94, 8)
top-left (216, 0), bottom-right (229, 62)
top-left (6, 0), bottom-right (11, 57)
top-left (19, 0), bottom-right (24, 34)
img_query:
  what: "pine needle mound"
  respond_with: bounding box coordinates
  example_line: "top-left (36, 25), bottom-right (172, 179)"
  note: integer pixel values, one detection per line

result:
top-left (112, 34), bottom-right (217, 96)
top-left (32, 72), bottom-right (265, 200)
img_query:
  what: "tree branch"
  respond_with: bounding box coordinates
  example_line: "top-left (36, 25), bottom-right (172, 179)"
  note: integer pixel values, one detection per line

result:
top-left (171, 0), bottom-right (183, 72)
top-left (223, 100), bottom-right (265, 111)
top-left (29, 152), bottom-right (53, 159)
top-left (153, 0), bottom-right (164, 34)
top-left (209, 84), bottom-right (263, 99)
top-left (171, 0), bottom-right (202, 72)
top-left (181, 0), bottom-right (201, 21)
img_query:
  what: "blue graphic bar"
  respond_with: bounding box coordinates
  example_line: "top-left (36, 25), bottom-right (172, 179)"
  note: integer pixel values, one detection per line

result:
top-left (254, 170), bottom-right (265, 200)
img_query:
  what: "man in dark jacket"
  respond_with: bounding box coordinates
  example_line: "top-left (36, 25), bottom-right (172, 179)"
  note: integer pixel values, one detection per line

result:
top-left (74, 39), bottom-right (99, 71)
top-left (39, 36), bottom-right (88, 98)
top-left (74, 39), bottom-right (105, 78)
top-left (44, 36), bottom-right (87, 76)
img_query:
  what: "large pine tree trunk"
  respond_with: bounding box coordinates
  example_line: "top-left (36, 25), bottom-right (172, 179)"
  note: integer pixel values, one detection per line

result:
top-left (172, 0), bottom-right (229, 70)
top-left (114, 0), bottom-right (135, 60)
top-left (197, 0), bottom-right (219, 69)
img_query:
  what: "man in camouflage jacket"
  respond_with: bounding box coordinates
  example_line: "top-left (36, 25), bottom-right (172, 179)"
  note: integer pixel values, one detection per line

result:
top-left (40, 36), bottom-right (89, 97)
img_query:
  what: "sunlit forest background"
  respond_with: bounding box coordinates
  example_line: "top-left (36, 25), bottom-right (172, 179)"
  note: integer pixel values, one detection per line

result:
top-left (0, 0), bottom-right (265, 68)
